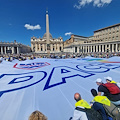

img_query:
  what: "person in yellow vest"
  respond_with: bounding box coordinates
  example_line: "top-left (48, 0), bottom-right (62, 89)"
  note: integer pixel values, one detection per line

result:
top-left (91, 89), bottom-right (120, 120)
top-left (71, 93), bottom-right (91, 120)
top-left (91, 89), bottom-right (110, 120)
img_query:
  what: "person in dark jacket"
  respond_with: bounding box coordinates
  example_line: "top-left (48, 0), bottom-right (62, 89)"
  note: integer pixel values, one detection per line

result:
top-left (91, 89), bottom-right (109, 120)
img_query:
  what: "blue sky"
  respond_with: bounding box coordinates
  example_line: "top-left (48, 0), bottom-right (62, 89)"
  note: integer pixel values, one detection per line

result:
top-left (0, 0), bottom-right (120, 46)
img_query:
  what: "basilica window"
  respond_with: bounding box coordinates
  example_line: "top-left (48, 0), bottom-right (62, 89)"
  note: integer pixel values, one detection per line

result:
top-left (41, 47), bottom-right (43, 51)
top-left (60, 47), bottom-right (62, 51)
top-left (116, 36), bottom-right (118, 40)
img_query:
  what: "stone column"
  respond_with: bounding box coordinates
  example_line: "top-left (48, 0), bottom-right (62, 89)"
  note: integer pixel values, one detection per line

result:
top-left (79, 46), bottom-right (81, 53)
top-left (116, 44), bottom-right (118, 52)
top-left (43, 44), bottom-right (45, 51)
top-left (102, 45), bottom-right (104, 52)
top-left (96, 45), bottom-right (98, 52)
top-left (99, 45), bottom-right (101, 52)
top-left (12, 47), bottom-right (14, 54)
top-left (50, 44), bottom-right (52, 52)
top-left (1, 46), bottom-right (3, 54)
top-left (77, 47), bottom-right (79, 53)
top-left (105, 44), bottom-right (107, 52)
top-left (55, 44), bottom-right (57, 51)
top-left (35, 43), bottom-right (37, 52)
top-left (83, 46), bottom-right (85, 53)
top-left (90, 46), bottom-right (92, 53)
top-left (4, 46), bottom-right (6, 54)
top-left (85, 46), bottom-right (87, 53)
top-left (39, 44), bottom-right (41, 52)
top-left (112, 44), bottom-right (114, 52)
top-left (82, 46), bottom-right (84, 53)
top-left (17, 47), bottom-right (19, 54)
top-left (93, 45), bottom-right (95, 52)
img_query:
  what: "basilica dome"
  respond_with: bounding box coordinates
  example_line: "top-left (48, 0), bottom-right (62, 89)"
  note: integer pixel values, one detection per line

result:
top-left (43, 33), bottom-right (53, 39)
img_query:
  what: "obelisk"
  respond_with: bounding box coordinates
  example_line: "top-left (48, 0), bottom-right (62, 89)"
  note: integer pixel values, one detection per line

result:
top-left (46, 10), bottom-right (50, 53)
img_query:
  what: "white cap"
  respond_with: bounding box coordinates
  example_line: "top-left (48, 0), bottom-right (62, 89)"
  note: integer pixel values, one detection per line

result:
top-left (96, 78), bottom-right (102, 83)
top-left (104, 76), bottom-right (112, 81)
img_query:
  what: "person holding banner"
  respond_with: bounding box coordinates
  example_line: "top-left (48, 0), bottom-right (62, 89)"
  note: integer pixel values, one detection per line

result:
top-left (71, 93), bottom-right (89, 120)
top-left (70, 93), bottom-right (102, 120)
top-left (96, 78), bottom-right (120, 106)
top-left (105, 76), bottom-right (120, 88)
top-left (90, 89), bottom-right (120, 120)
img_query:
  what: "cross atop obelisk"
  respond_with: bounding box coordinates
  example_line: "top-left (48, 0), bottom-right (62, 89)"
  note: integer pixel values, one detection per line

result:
top-left (46, 10), bottom-right (50, 52)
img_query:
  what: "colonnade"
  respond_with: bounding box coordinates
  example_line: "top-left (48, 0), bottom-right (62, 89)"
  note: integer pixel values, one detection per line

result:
top-left (32, 43), bottom-right (63, 52)
top-left (0, 46), bottom-right (19, 54)
top-left (74, 43), bottom-right (120, 53)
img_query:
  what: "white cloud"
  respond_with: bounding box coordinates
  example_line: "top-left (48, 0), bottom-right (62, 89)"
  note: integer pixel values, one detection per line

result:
top-left (65, 32), bottom-right (73, 36)
top-left (74, 0), bottom-right (112, 9)
top-left (24, 24), bottom-right (41, 30)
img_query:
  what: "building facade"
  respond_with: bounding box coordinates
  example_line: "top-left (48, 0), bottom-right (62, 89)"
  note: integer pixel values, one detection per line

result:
top-left (64, 23), bottom-right (120, 54)
top-left (31, 11), bottom-right (63, 53)
top-left (0, 40), bottom-right (31, 54)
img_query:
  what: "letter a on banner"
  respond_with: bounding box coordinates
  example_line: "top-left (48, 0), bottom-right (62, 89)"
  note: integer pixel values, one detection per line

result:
top-left (44, 66), bottom-right (94, 90)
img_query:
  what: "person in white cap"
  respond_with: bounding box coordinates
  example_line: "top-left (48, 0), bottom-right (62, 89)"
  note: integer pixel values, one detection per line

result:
top-left (104, 76), bottom-right (116, 84)
top-left (96, 78), bottom-right (120, 106)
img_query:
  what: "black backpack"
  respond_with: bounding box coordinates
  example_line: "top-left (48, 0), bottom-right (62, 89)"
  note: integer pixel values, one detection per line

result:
top-left (75, 107), bottom-right (103, 120)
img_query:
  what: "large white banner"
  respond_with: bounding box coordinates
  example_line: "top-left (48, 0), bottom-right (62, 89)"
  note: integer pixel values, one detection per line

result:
top-left (0, 56), bottom-right (120, 120)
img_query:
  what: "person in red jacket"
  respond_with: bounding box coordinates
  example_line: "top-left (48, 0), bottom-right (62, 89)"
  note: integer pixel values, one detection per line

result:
top-left (96, 78), bottom-right (120, 106)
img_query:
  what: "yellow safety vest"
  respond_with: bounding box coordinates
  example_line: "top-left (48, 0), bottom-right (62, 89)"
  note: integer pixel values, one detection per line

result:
top-left (110, 80), bottom-right (117, 84)
top-left (93, 96), bottom-right (110, 106)
top-left (75, 99), bottom-right (91, 109)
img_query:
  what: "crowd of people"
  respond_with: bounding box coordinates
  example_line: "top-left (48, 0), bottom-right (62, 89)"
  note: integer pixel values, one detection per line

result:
top-left (0, 52), bottom-right (120, 63)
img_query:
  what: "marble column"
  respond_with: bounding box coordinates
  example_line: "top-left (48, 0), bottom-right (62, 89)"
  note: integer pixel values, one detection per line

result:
top-left (116, 44), bottom-right (118, 52)
top-left (77, 47), bottom-right (79, 53)
top-left (93, 45), bottom-right (95, 52)
top-left (4, 46), bottom-right (6, 54)
top-left (17, 47), bottom-right (19, 54)
top-left (112, 44), bottom-right (114, 52)
top-left (35, 43), bottom-right (37, 52)
top-left (39, 44), bottom-right (41, 52)
top-left (85, 46), bottom-right (87, 53)
top-left (96, 45), bottom-right (98, 52)
top-left (12, 47), bottom-right (14, 54)
top-left (1, 46), bottom-right (3, 54)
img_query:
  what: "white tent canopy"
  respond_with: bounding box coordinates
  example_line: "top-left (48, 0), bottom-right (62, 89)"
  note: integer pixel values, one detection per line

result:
top-left (0, 56), bottom-right (120, 120)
